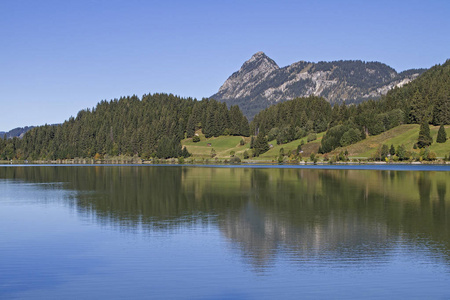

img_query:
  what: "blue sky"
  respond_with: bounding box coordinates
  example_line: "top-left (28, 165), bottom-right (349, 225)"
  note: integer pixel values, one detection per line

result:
top-left (1, 0), bottom-right (449, 130)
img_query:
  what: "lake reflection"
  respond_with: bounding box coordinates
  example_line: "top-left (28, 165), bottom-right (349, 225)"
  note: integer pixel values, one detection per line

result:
top-left (1, 165), bottom-right (450, 299)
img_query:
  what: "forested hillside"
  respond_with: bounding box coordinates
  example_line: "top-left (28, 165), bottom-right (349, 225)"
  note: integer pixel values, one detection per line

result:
top-left (382, 59), bottom-right (450, 125)
top-left (250, 59), bottom-right (450, 154)
top-left (320, 60), bottom-right (450, 153)
top-left (0, 94), bottom-right (249, 160)
top-left (251, 96), bottom-right (331, 144)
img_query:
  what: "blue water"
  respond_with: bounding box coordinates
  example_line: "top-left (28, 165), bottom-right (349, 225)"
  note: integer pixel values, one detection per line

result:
top-left (1, 165), bottom-right (449, 299)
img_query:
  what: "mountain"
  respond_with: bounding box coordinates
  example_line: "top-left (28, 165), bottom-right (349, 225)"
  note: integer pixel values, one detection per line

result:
top-left (0, 126), bottom-right (35, 139)
top-left (247, 58), bottom-right (450, 154)
top-left (211, 52), bottom-right (426, 119)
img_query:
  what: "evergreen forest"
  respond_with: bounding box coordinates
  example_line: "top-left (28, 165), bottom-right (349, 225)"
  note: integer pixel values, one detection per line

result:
top-left (0, 94), bottom-right (249, 160)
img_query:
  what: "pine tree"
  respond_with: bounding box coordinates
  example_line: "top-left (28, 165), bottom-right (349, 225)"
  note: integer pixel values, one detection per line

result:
top-left (389, 144), bottom-right (396, 156)
top-left (186, 114), bottom-right (196, 138)
top-left (381, 144), bottom-right (389, 160)
top-left (181, 146), bottom-right (191, 158)
top-left (329, 104), bottom-right (340, 127)
top-left (229, 105), bottom-right (242, 135)
top-left (214, 109), bottom-right (226, 136)
top-left (339, 102), bottom-right (349, 121)
top-left (204, 102), bottom-right (216, 138)
top-left (253, 133), bottom-right (269, 157)
top-left (396, 144), bottom-right (407, 161)
top-left (417, 121), bottom-right (433, 148)
top-left (240, 115), bottom-right (250, 137)
top-left (409, 89), bottom-right (425, 124)
top-left (250, 136), bottom-right (255, 149)
top-left (437, 125), bottom-right (447, 143)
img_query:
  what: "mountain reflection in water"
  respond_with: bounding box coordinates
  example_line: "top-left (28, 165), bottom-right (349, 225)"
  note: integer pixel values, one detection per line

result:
top-left (1, 165), bottom-right (449, 271)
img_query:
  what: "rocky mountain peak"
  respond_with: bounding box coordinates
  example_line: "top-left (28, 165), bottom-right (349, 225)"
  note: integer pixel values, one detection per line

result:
top-left (217, 52), bottom-right (279, 95)
top-left (212, 53), bottom-right (426, 120)
top-left (240, 51), bottom-right (279, 74)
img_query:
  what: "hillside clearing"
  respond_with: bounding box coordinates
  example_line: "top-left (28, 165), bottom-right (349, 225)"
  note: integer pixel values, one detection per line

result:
top-left (330, 124), bottom-right (450, 158)
top-left (182, 125), bottom-right (450, 161)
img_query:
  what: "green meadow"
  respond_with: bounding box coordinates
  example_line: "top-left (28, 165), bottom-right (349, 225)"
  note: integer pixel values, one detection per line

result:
top-left (331, 125), bottom-right (450, 158)
top-left (182, 125), bottom-right (450, 161)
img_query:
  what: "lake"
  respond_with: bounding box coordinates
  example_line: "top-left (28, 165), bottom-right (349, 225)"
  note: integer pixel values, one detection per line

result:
top-left (1, 165), bottom-right (450, 299)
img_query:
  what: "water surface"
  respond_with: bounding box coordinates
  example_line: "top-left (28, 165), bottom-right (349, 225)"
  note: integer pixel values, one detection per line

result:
top-left (1, 165), bottom-right (450, 299)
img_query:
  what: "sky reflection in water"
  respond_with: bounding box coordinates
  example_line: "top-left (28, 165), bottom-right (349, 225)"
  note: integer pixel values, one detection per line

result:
top-left (0, 165), bottom-right (449, 299)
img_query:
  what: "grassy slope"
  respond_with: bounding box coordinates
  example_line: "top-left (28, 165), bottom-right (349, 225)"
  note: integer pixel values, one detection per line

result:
top-left (182, 132), bottom-right (251, 158)
top-left (330, 124), bottom-right (450, 158)
top-left (182, 125), bottom-right (450, 160)
top-left (182, 131), bottom-right (325, 160)
top-left (257, 132), bottom-right (325, 160)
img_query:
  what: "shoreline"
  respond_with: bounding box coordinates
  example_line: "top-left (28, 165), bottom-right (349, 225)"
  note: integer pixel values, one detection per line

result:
top-left (1, 159), bottom-right (450, 171)
top-left (1, 157), bottom-right (449, 166)
top-left (1, 160), bottom-right (449, 165)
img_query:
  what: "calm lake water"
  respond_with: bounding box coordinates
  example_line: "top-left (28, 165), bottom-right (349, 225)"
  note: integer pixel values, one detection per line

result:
top-left (1, 165), bottom-right (450, 299)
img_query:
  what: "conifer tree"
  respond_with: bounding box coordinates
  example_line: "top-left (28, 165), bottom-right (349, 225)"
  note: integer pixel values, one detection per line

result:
top-left (417, 121), bottom-right (433, 148)
top-left (229, 105), bottom-right (242, 135)
top-left (186, 114), bottom-right (196, 138)
top-left (437, 125), bottom-right (447, 143)
top-left (381, 144), bottom-right (389, 160)
top-left (240, 115), bottom-right (250, 137)
top-left (389, 144), bottom-right (396, 156)
top-left (214, 109), bottom-right (226, 136)
top-left (250, 136), bottom-right (255, 149)
top-left (181, 146), bottom-right (191, 158)
top-left (204, 102), bottom-right (216, 138)
top-left (396, 144), bottom-right (407, 161)
top-left (253, 133), bottom-right (269, 157)
top-left (409, 89), bottom-right (426, 124)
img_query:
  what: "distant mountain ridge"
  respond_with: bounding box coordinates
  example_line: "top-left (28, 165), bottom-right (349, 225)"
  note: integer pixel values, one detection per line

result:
top-left (211, 52), bottom-right (426, 119)
top-left (0, 126), bottom-right (35, 139)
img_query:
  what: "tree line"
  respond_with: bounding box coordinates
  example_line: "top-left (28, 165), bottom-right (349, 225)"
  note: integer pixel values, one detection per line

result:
top-left (0, 94), bottom-right (249, 160)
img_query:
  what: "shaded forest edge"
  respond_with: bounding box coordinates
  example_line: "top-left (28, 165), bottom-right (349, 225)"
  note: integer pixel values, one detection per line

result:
top-left (0, 94), bottom-right (250, 162)
top-left (0, 59), bottom-right (449, 164)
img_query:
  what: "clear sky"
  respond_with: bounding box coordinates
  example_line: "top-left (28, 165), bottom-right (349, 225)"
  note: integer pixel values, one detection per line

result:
top-left (1, 0), bottom-right (449, 131)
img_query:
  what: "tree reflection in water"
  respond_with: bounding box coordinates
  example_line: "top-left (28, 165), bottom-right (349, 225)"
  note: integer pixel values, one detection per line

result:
top-left (1, 165), bottom-right (449, 270)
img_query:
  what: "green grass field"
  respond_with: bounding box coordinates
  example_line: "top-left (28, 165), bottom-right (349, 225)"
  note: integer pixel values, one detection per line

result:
top-left (256, 132), bottom-right (325, 160)
top-left (182, 132), bottom-right (251, 158)
top-left (182, 131), bottom-right (325, 160)
top-left (182, 125), bottom-right (450, 161)
top-left (331, 124), bottom-right (450, 158)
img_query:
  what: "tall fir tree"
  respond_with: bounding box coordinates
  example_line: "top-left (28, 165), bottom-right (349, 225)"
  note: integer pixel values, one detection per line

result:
top-left (240, 115), bottom-right (250, 137)
top-left (229, 105), bottom-right (243, 135)
top-left (436, 125), bottom-right (447, 143)
top-left (253, 133), bottom-right (269, 157)
top-left (186, 114), bottom-right (196, 138)
top-left (417, 121), bottom-right (433, 148)
top-left (389, 144), bottom-right (396, 156)
top-left (204, 102), bottom-right (216, 138)
top-left (409, 89), bottom-right (425, 124)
